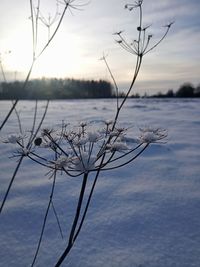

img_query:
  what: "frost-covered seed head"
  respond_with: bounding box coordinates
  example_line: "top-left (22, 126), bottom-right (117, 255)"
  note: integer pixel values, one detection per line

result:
top-left (107, 142), bottom-right (129, 152)
top-left (73, 137), bottom-right (88, 146)
top-left (116, 127), bottom-right (126, 133)
top-left (105, 120), bottom-right (113, 126)
top-left (53, 156), bottom-right (70, 169)
top-left (87, 131), bottom-right (101, 143)
top-left (109, 131), bottom-right (119, 138)
top-left (139, 128), bottom-right (167, 143)
top-left (79, 121), bottom-right (87, 128)
top-left (139, 127), bottom-right (160, 134)
top-left (2, 134), bottom-right (23, 144)
top-left (109, 127), bottom-right (126, 138)
top-left (71, 152), bottom-right (96, 173)
top-left (16, 147), bottom-right (31, 156)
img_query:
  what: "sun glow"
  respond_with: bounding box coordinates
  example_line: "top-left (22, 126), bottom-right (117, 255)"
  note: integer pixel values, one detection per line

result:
top-left (0, 1), bottom-right (94, 82)
top-left (3, 31), bottom-right (89, 81)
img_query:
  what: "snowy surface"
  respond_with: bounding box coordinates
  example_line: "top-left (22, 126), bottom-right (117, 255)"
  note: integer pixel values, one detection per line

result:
top-left (0, 98), bottom-right (200, 267)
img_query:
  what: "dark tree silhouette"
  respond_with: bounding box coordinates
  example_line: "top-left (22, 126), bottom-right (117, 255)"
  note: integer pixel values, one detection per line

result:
top-left (194, 84), bottom-right (200, 97)
top-left (176, 82), bottom-right (195, 97)
top-left (0, 78), bottom-right (114, 99)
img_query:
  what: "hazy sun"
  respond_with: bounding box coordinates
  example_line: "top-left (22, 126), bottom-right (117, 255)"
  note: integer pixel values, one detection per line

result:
top-left (3, 26), bottom-right (88, 81)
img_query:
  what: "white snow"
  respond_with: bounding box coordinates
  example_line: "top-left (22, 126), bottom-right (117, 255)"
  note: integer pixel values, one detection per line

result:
top-left (0, 98), bottom-right (200, 267)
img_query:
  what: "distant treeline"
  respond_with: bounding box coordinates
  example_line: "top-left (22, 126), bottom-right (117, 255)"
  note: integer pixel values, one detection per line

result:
top-left (148, 82), bottom-right (200, 98)
top-left (0, 78), bottom-right (114, 99)
top-left (0, 79), bottom-right (199, 99)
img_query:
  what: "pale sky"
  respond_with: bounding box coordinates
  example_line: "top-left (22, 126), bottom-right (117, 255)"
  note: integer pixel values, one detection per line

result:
top-left (0, 0), bottom-right (200, 94)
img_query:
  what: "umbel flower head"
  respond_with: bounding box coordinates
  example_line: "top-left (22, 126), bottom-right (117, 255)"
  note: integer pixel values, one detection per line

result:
top-left (3, 121), bottom-right (165, 177)
top-left (114, 0), bottom-right (173, 58)
top-left (2, 134), bottom-right (24, 144)
top-left (1, 121), bottom-right (167, 176)
top-left (38, 121), bottom-right (131, 175)
top-left (125, 0), bottom-right (143, 10)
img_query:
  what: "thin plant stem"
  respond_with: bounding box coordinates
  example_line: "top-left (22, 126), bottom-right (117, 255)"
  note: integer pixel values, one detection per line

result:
top-left (31, 152), bottom-right (58, 267)
top-left (102, 56), bottom-right (119, 110)
top-left (0, 60), bottom-right (7, 82)
top-left (27, 155), bottom-right (53, 169)
top-left (30, 0), bottom-right (36, 59)
top-left (46, 133), bottom-right (69, 157)
top-left (51, 201), bottom-right (64, 239)
top-left (54, 173), bottom-right (88, 267)
top-left (12, 103), bottom-right (23, 135)
top-left (0, 155), bottom-right (24, 213)
top-left (12, 102), bottom-right (24, 146)
top-left (28, 100), bottom-right (38, 145)
top-left (71, 153), bottom-right (107, 247)
top-left (73, 163), bottom-right (103, 243)
top-left (35, 0), bottom-right (41, 54)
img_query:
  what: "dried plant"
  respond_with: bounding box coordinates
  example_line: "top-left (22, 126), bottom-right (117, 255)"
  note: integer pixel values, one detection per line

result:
top-left (0, 1), bottom-right (172, 266)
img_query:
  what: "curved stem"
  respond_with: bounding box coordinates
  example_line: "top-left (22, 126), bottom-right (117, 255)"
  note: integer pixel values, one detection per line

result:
top-left (144, 26), bottom-right (171, 55)
top-left (101, 143), bottom-right (149, 171)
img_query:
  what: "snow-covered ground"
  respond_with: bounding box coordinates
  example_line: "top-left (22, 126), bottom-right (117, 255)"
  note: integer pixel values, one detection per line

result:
top-left (0, 98), bottom-right (200, 267)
